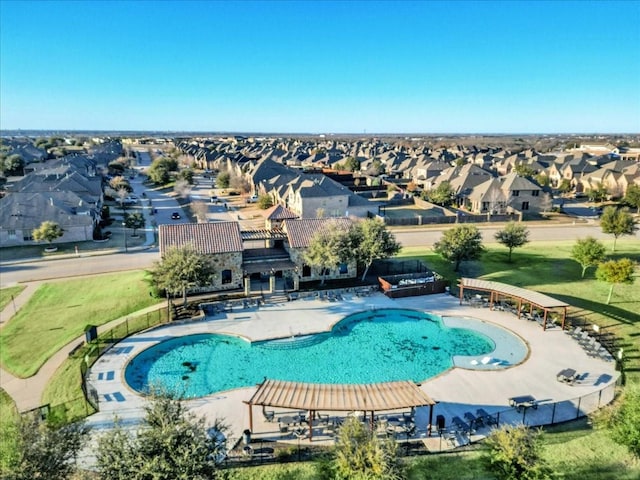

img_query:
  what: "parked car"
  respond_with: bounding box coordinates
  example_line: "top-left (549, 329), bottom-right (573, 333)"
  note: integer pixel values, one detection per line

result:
top-left (246, 195), bottom-right (259, 203)
top-left (171, 212), bottom-right (181, 220)
top-left (120, 196), bottom-right (137, 205)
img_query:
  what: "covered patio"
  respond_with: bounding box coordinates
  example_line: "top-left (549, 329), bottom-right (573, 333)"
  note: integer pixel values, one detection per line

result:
top-left (458, 277), bottom-right (569, 330)
top-left (245, 379), bottom-right (436, 441)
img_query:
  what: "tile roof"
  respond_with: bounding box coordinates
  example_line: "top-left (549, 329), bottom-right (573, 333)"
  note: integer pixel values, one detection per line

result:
top-left (263, 204), bottom-right (298, 220)
top-left (159, 222), bottom-right (243, 255)
top-left (283, 217), bottom-right (352, 248)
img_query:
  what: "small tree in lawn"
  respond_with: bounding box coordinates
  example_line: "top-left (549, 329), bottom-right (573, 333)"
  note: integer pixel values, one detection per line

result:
top-left (32, 221), bottom-right (64, 247)
top-left (150, 245), bottom-right (215, 305)
top-left (324, 416), bottom-right (401, 480)
top-left (606, 382), bottom-right (640, 460)
top-left (495, 221), bottom-right (530, 262)
top-left (483, 424), bottom-right (550, 480)
top-left (351, 218), bottom-right (400, 281)
top-left (426, 181), bottom-right (455, 206)
top-left (596, 258), bottom-right (636, 305)
top-left (600, 206), bottom-right (637, 252)
top-left (434, 224), bottom-right (484, 271)
top-left (124, 212), bottom-right (145, 237)
top-left (571, 237), bottom-right (606, 278)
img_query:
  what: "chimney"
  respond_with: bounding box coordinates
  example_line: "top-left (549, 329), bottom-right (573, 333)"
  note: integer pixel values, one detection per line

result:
top-left (50, 197), bottom-right (54, 206)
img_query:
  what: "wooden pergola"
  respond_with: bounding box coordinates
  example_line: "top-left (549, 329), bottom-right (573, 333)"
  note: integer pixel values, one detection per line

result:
top-left (458, 277), bottom-right (569, 330)
top-left (245, 379), bottom-right (436, 441)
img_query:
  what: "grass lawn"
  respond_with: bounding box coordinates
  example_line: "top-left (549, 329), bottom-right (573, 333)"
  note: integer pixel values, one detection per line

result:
top-left (399, 238), bottom-right (640, 382)
top-left (0, 389), bottom-right (19, 475)
top-left (0, 271), bottom-right (157, 378)
top-left (0, 285), bottom-right (25, 312)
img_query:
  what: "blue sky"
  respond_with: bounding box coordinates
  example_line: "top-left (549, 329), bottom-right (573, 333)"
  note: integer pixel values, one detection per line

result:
top-left (1, 0), bottom-right (639, 133)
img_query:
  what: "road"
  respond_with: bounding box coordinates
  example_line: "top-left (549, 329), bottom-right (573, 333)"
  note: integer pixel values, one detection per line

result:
top-left (3, 222), bottom-right (636, 287)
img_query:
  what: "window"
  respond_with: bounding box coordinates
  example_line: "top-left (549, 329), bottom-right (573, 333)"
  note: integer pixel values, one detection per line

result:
top-left (511, 190), bottom-right (520, 197)
top-left (8, 230), bottom-right (16, 239)
top-left (302, 265), bottom-right (311, 277)
top-left (532, 190), bottom-right (539, 197)
top-left (23, 230), bottom-right (33, 241)
top-left (339, 263), bottom-right (348, 274)
top-left (521, 201), bottom-right (529, 210)
top-left (221, 269), bottom-right (232, 284)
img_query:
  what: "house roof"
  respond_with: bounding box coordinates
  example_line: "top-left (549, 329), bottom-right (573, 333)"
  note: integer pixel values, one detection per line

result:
top-left (283, 217), bottom-right (352, 248)
top-left (263, 204), bottom-right (298, 220)
top-left (0, 192), bottom-right (94, 230)
top-left (159, 222), bottom-right (243, 255)
top-left (500, 172), bottom-right (541, 191)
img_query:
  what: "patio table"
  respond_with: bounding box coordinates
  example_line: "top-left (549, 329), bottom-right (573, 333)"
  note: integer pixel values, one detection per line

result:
top-left (509, 395), bottom-right (538, 412)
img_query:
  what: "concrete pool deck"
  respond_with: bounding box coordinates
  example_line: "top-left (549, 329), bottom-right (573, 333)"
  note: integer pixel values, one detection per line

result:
top-left (85, 292), bottom-right (619, 455)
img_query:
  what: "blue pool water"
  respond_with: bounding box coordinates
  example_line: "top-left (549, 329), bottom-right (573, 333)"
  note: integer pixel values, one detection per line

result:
top-left (125, 309), bottom-right (495, 398)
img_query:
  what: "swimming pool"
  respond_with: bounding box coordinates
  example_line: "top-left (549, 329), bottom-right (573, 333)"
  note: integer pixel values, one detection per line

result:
top-left (124, 309), bottom-right (519, 398)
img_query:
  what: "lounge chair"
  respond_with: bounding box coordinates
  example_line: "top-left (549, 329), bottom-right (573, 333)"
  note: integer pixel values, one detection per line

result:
top-left (481, 356), bottom-right (493, 365)
top-left (463, 412), bottom-right (478, 429)
top-left (476, 408), bottom-right (498, 426)
top-left (571, 326), bottom-right (583, 339)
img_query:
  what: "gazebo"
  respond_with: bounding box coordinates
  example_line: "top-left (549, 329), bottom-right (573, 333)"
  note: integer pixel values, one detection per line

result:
top-left (458, 277), bottom-right (569, 330)
top-left (245, 379), bottom-right (436, 441)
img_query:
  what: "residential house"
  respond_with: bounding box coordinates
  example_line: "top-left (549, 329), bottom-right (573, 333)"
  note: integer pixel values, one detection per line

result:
top-left (0, 191), bottom-right (96, 246)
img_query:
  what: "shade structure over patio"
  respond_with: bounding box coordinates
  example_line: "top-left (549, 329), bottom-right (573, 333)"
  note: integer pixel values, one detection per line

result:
top-left (245, 379), bottom-right (436, 441)
top-left (458, 277), bottom-right (569, 330)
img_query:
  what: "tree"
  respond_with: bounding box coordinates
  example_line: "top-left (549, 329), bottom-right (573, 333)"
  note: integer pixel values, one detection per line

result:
top-left (124, 212), bottom-right (145, 237)
top-left (535, 173), bottom-right (550, 187)
top-left (495, 222), bottom-right (530, 262)
top-left (557, 178), bottom-right (572, 194)
top-left (257, 194), bottom-right (273, 210)
top-left (109, 175), bottom-right (132, 193)
top-left (96, 394), bottom-right (225, 480)
top-left (623, 184), bottom-right (640, 213)
top-left (191, 201), bottom-right (209, 223)
top-left (303, 221), bottom-right (347, 286)
top-left (150, 245), bottom-right (215, 305)
top-left (177, 167), bottom-right (194, 185)
top-left (600, 206), bottom-right (637, 252)
top-left (3, 154), bottom-right (24, 175)
top-left (351, 218), bottom-right (400, 281)
top-left (32, 221), bottom-right (64, 245)
top-left (514, 163), bottom-right (536, 178)
top-left (596, 258), bottom-right (636, 305)
top-left (4, 412), bottom-right (88, 480)
top-left (586, 184), bottom-right (608, 203)
top-left (148, 157), bottom-right (177, 185)
top-left (321, 416), bottom-right (402, 480)
top-left (343, 156), bottom-right (361, 172)
top-left (434, 224), bottom-right (484, 271)
top-left (216, 171), bottom-right (230, 189)
top-left (173, 179), bottom-right (192, 199)
top-left (426, 181), bottom-right (455, 206)
top-left (607, 382), bottom-right (640, 459)
top-left (571, 237), bottom-right (606, 278)
top-left (482, 424), bottom-right (550, 480)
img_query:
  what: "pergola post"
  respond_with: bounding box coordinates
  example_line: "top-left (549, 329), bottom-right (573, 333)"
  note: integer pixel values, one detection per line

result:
top-left (427, 404), bottom-right (434, 436)
top-left (309, 409), bottom-right (313, 442)
top-left (459, 282), bottom-right (464, 305)
top-left (543, 309), bottom-right (548, 331)
top-left (517, 298), bottom-right (522, 318)
top-left (248, 403), bottom-right (253, 433)
top-left (561, 307), bottom-right (566, 330)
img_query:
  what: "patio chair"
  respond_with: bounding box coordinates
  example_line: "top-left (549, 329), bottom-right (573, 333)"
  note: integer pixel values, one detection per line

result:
top-left (262, 407), bottom-right (275, 422)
